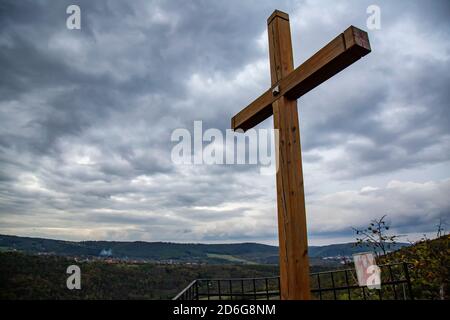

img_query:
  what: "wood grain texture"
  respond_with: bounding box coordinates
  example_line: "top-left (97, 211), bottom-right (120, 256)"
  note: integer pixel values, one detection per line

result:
top-left (268, 11), bottom-right (311, 300)
top-left (231, 26), bottom-right (371, 131)
top-left (229, 10), bottom-right (372, 300)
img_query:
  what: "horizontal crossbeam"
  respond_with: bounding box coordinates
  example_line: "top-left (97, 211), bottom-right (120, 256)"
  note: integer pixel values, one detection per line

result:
top-left (231, 26), bottom-right (371, 131)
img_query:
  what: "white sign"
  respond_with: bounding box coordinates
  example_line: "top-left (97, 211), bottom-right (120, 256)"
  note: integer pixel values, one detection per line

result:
top-left (353, 252), bottom-right (381, 290)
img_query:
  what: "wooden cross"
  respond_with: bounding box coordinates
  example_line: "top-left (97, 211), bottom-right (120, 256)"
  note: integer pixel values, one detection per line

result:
top-left (231, 10), bottom-right (371, 300)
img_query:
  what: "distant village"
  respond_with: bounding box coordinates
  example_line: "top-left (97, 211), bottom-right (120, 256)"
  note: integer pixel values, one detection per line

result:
top-left (32, 247), bottom-right (352, 266)
top-left (34, 248), bottom-right (204, 265)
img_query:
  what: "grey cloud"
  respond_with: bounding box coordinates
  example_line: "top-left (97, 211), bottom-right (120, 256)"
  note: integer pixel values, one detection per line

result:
top-left (0, 0), bottom-right (449, 244)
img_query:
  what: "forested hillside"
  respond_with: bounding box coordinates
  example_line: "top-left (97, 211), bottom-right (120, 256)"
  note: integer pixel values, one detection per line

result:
top-left (0, 235), bottom-right (447, 300)
top-left (0, 252), bottom-right (283, 299)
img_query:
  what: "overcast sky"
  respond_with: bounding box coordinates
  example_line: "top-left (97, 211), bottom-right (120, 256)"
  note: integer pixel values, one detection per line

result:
top-left (0, 0), bottom-right (449, 245)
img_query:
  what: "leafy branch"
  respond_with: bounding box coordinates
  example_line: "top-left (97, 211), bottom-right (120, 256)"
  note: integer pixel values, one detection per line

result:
top-left (352, 215), bottom-right (403, 258)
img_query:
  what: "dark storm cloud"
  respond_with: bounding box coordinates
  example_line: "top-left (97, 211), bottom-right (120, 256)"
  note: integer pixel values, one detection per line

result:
top-left (0, 0), bottom-right (449, 243)
top-left (295, 0), bottom-right (450, 180)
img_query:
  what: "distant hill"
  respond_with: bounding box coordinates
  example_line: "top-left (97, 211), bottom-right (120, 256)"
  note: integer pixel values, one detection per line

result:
top-left (309, 242), bottom-right (407, 257)
top-left (0, 234), bottom-right (409, 265)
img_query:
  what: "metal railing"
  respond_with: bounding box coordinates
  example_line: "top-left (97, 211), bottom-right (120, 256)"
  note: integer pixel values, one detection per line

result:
top-left (173, 276), bottom-right (280, 301)
top-left (173, 262), bottom-right (414, 300)
top-left (310, 262), bottom-right (414, 300)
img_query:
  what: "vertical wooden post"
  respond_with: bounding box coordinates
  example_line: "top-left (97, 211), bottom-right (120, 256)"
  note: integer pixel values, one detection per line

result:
top-left (267, 10), bottom-right (311, 300)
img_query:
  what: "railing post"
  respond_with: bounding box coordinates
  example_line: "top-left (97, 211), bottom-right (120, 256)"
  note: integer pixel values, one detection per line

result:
top-left (317, 274), bottom-right (322, 300)
top-left (195, 280), bottom-right (199, 300)
top-left (277, 277), bottom-right (281, 300)
top-left (403, 262), bottom-right (414, 300)
top-left (330, 272), bottom-right (337, 300)
top-left (229, 280), bottom-right (233, 300)
top-left (378, 286), bottom-right (383, 300)
top-left (344, 270), bottom-right (351, 300)
top-left (387, 264), bottom-right (398, 300)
